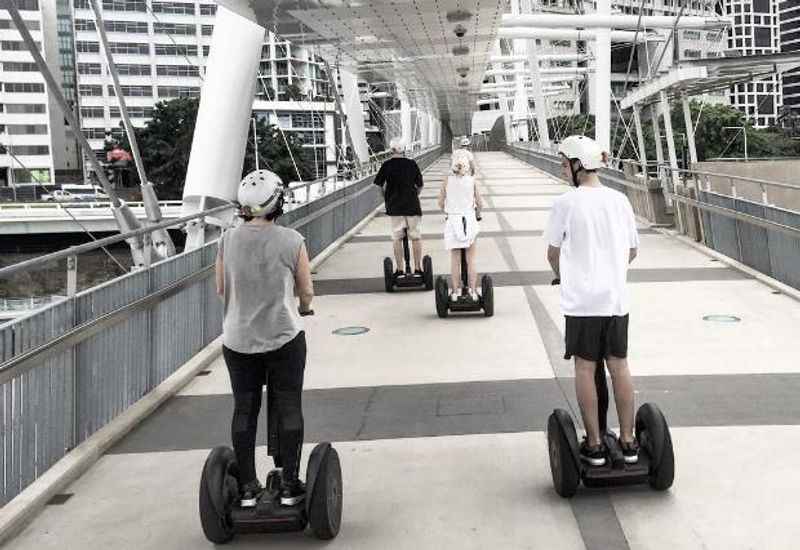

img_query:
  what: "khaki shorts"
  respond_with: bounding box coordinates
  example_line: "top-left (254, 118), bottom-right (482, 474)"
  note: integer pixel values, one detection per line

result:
top-left (389, 216), bottom-right (422, 240)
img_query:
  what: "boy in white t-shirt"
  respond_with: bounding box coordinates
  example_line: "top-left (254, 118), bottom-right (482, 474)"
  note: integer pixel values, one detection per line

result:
top-left (544, 135), bottom-right (640, 467)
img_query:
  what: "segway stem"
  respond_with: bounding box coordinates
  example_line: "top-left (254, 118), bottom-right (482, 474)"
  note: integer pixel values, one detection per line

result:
top-left (595, 360), bottom-right (610, 435)
top-left (460, 248), bottom-right (468, 290)
top-left (402, 229), bottom-right (411, 274)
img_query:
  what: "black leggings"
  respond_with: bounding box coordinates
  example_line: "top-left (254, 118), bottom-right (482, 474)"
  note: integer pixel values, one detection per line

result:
top-left (222, 332), bottom-right (306, 486)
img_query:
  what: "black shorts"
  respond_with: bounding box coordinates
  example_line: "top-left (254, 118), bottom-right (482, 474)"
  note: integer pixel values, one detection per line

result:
top-left (564, 315), bottom-right (629, 361)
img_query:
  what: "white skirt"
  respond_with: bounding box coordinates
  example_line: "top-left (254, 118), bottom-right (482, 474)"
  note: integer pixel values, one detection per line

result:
top-left (444, 213), bottom-right (480, 250)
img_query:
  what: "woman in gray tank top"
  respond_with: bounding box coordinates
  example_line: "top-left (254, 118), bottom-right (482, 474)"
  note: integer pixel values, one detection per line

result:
top-left (215, 170), bottom-right (314, 508)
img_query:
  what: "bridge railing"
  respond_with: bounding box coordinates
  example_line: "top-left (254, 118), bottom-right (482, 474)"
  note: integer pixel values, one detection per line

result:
top-left (0, 144), bottom-right (442, 507)
top-left (506, 142), bottom-right (800, 290)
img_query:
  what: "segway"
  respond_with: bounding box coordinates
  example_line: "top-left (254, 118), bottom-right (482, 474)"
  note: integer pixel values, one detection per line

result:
top-left (434, 221), bottom-right (493, 318)
top-left (199, 310), bottom-right (342, 544)
top-left (383, 228), bottom-right (433, 292)
top-left (545, 280), bottom-right (674, 497)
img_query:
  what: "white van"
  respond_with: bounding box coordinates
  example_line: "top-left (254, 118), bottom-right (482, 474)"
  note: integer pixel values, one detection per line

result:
top-left (59, 185), bottom-right (110, 201)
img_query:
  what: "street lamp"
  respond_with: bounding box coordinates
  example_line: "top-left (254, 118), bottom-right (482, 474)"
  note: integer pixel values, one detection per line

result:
top-left (722, 126), bottom-right (748, 161)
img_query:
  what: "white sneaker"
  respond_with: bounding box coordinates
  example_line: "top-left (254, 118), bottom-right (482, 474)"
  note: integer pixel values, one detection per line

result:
top-left (469, 289), bottom-right (479, 302)
top-left (450, 289), bottom-right (459, 302)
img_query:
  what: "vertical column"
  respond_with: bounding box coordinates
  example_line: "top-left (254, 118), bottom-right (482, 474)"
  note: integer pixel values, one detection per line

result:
top-left (594, 0), bottom-right (611, 153)
top-left (681, 95), bottom-right (698, 167)
top-left (338, 66), bottom-right (370, 163)
top-left (660, 92), bottom-right (679, 173)
top-left (650, 104), bottom-right (665, 167)
top-left (183, 6), bottom-right (264, 247)
top-left (527, 39), bottom-right (550, 149)
top-left (632, 104), bottom-right (648, 178)
top-left (510, 0), bottom-right (529, 142)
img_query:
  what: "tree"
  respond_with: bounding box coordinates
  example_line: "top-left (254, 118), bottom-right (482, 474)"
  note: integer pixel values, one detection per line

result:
top-left (285, 83), bottom-right (304, 101)
top-left (243, 117), bottom-right (311, 183)
top-left (118, 98), bottom-right (309, 198)
top-left (610, 101), bottom-right (800, 164)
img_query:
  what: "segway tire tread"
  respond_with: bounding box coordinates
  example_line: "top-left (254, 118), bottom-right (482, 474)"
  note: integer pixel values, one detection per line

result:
top-left (635, 403), bottom-right (675, 491)
top-left (547, 410), bottom-right (581, 498)
top-left (435, 276), bottom-right (449, 318)
top-left (481, 274), bottom-right (494, 317)
top-left (423, 255), bottom-right (434, 290)
top-left (308, 447), bottom-right (343, 540)
top-left (199, 446), bottom-right (237, 544)
top-left (383, 257), bottom-right (394, 293)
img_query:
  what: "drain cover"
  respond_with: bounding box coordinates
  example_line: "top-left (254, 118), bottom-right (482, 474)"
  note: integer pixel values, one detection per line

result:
top-left (332, 326), bottom-right (370, 336)
top-left (702, 315), bottom-right (741, 323)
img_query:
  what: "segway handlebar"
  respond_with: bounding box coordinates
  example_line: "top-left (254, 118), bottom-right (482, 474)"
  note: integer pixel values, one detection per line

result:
top-left (299, 309), bottom-right (315, 317)
top-left (551, 278), bottom-right (560, 285)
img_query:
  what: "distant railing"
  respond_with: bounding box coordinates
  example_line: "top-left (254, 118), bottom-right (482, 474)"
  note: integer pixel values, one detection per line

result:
top-left (506, 142), bottom-right (800, 290)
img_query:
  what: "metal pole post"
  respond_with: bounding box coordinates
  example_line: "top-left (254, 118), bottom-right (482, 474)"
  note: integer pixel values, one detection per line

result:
top-left (632, 104), bottom-right (648, 178)
top-left (744, 126), bottom-right (748, 161)
top-left (594, 0), bottom-right (612, 153)
top-left (681, 95), bottom-right (698, 167)
top-left (252, 117), bottom-right (260, 170)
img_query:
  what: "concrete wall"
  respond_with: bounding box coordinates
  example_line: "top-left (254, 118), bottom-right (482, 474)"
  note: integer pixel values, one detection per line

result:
top-left (695, 160), bottom-right (800, 212)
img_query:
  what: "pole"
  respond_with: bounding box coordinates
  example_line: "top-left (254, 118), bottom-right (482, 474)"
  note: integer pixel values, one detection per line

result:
top-left (594, 0), bottom-right (611, 153)
top-left (252, 117), bottom-right (260, 170)
top-left (681, 95), bottom-right (698, 166)
top-left (744, 126), bottom-right (748, 161)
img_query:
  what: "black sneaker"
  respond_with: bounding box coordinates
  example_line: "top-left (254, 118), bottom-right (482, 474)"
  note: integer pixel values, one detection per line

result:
top-left (239, 479), bottom-right (264, 508)
top-left (280, 479), bottom-right (306, 506)
top-left (580, 439), bottom-right (606, 467)
top-left (414, 269), bottom-right (424, 277)
top-left (394, 270), bottom-right (404, 278)
top-left (620, 439), bottom-right (639, 464)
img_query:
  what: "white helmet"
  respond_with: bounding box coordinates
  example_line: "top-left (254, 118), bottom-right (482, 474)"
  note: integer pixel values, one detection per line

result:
top-left (558, 135), bottom-right (605, 171)
top-left (237, 169), bottom-right (284, 218)
top-left (460, 137), bottom-right (471, 147)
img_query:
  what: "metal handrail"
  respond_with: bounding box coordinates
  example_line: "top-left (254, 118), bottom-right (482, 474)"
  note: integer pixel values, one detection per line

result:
top-left (0, 200), bottom-right (185, 211)
top-left (0, 145), bottom-right (443, 280)
top-left (659, 164), bottom-right (800, 192)
top-left (0, 204), bottom-right (232, 280)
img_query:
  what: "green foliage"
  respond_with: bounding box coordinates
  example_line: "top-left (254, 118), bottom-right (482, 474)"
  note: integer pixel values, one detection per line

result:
top-left (116, 98), bottom-right (309, 198)
top-left (609, 101), bottom-right (800, 163)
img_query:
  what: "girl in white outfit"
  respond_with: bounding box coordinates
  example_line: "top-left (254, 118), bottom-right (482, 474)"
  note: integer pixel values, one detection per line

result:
top-left (438, 149), bottom-right (484, 301)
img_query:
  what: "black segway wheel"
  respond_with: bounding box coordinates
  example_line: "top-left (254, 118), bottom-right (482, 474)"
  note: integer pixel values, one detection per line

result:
top-left (307, 444), bottom-right (343, 540)
top-left (435, 276), bottom-right (449, 318)
top-left (199, 446), bottom-right (238, 544)
top-left (422, 255), bottom-right (434, 290)
top-left (635, 403), bottom-right (675, 491)
top-left (547, 409), bottom-right (581, 498)
top-left (481, 274), bottom-right (494, 317)
top-left (383, 257), bottom-right (394, 293)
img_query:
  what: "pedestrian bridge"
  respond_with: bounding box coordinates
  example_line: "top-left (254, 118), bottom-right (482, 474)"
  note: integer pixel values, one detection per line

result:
top-left (2, 151), bottom-right (799, 550)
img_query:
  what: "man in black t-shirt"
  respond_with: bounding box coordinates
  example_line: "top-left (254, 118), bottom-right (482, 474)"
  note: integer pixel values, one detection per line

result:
top-left (374, 139), bottom-right (424, 274)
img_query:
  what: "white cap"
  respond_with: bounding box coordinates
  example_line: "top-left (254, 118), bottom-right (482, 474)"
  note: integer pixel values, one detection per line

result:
top-left (389, 138), bottom-right (406, 154)
top-left (460, 137), bottom-right (471, 147)
top-left (558, 135), bottom-right (605, 170)
top-left (237, 170), bottom-right (283, 217)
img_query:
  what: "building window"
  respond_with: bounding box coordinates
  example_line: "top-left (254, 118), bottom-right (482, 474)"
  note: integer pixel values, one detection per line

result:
top-left (3, 62), bottom-right (39, 72)
top-left (74, 19), bottom-right (95, 31)
top-left (682, 30), bottom-right (701, 40)
top-left (157, 86), bottom-right (200, 98)
top-left (4, 82), bottom-right (45, 93)
top-left (754, 26), bottom-right (771, 47)
top-left (7, 124), bottom-right (48, 135)
top-left (155, 44), bottom-right (198, 56)
top-left (5, 103), bottom-right (46, 114)
top-left (754, 0), bottom-right (770, 14)
top-left (0, 18), bottom-right (39, 30)
top-left (80, 106), bottom-right (105, 118)
top-left (83, 128), bottom-right (108, 139)
top-left (10, 145), bottom-right (49, 156)
top-left (100, 0), bottom-right (146, 11)
top-left (79, 84), bottom-right (103, 96)
top-left (13, 168), bottom-right (50, 183)
top-left (77, 62), bottom-right (102, 75)
top-left (14, 0), bottom-right (39, 9)
top-left (104, 20), bottom-right (149, 33)
top-left (2, 41), bottom-right (42, 51)
top-left (199, 3), bottom-right (216, 15)
top-left (116, 63), bottom-right (151, 76)
top-left (154, 22), bottom-right (196, 35)
top-left (156, 64), bottom-right (200, 77)
top-left (109, 42), bottom-right (149, 55)
top-left (151, 2), bottom-right (196, 15)
top-left (110, 106), bottom-right (153, 118)
top-left (683, 49), bottom-right (702, 58)
top-left (202, 25), bottom-right (213, 36)
top-left (203, 45), bottom-right (210, 56)
top-left (76, 41), bottom-right (100, 53)
top-left (107, 85), bottom-right (153, 97)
